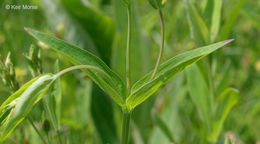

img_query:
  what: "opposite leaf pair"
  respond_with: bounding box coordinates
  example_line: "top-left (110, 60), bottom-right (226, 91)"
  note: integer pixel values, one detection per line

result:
top-left (0, 27), bottom-right (233, 142)
top-left (25, 28), bottom-right (234, 112)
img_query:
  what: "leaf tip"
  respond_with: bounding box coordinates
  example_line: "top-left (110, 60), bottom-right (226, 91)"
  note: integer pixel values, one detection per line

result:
top-left (24, 27), bottom-right (34, 34)
top-left (221, 39), bottom-right (235, 44)
top-left (24, 27), bottom-right (29, 32)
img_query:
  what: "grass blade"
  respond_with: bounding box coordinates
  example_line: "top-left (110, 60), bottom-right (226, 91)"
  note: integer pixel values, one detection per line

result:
top-left (186, 64), bottom-right (212, 129)
top-left (210, 0), bottom-right (223, 42)
top-left (152, 111), bottom-right (175, 143)
top-left (219, 0), bottom-right (245, 41)
top-left (184, 0), bottom-right (209, 45)
top-left (208, 88), bottom-right (239, 143)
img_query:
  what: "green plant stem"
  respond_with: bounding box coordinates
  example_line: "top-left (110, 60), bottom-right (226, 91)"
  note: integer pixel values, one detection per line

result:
top-left (45, 131), bottom-right (51, 144)
top-left (28, 117), bottom-right (47, 144)
top-left (126, 4), bottom-right (132, 89)
top-left (56, 130), bottom-right (62, 144)
top-left (121, 110), bottom-right (131, 144)
top-left (205, 58), bottom-right (215, 112)
top-left (55, 65), bottom-right (116, 88)
top-left (151, 9), bottom-right (165, 80)
top-left (55, 65), bottom-right (108, 78)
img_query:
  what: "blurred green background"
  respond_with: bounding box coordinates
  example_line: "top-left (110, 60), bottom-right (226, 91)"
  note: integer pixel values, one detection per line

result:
top-left (0, 0), bottom-right (260, 143)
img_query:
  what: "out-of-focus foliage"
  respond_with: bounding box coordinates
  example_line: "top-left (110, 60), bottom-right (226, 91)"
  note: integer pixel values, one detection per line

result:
top-left (0, 0), bottom-right (259, 143)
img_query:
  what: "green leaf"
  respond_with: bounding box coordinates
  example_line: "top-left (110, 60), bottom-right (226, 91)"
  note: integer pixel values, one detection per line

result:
top-left (43, 60), bottom-right (61, 131)
top-left (219, 0), bottom-right (245, 41)
top-left (0, 74), bottom-right (55, 142)
top-left (0, 77), bottom-right (43, 127)
top-left (210, 0), bottom-right (223, 42)
top-left (0, 76), bottom-right (41, 112)
top-left (202, 0), bottom-right (214, 26)
top-left (184, 0), bottom-right (209, 45)
top-left (208, 88), bottom-right (238, 143)
top-left (186, 64), bottom-right (212, 129)
top-left (25, 28), bottom-right (126, 107)
top-left (40, 1), bottom-right (120, 143)
top-left (126, 39), bottom-right (234, 110)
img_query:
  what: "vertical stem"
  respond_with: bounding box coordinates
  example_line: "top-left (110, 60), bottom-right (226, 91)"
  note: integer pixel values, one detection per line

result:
top-left (206, 58), bottom-right (215, 112)
top-left (126, 4), bottom-right (132, 89)
top-left (56, 130), bottom-right (62, 144)
top-left (121, 110), bottom-right (131, 144)
top-left (45, 131), bottom-right (51, 144)
top-left (28, 117), bottom-right (47, 144)
top-left (150, 9), bottom-right (165, 80)
top-left (123, 2), bottom-right (132, 143)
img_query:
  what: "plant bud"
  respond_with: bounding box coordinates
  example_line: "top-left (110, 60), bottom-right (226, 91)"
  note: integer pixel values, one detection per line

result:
top-left (148, 0), bottom-right (167, 9)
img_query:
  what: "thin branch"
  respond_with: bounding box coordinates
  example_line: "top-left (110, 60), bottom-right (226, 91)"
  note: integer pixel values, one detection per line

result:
top-left (56, 65), bottom-right (109, 80)
top-left (150, 9), bottom-right (165, 80)
top-left (28, 117), bottom-right (47, 144)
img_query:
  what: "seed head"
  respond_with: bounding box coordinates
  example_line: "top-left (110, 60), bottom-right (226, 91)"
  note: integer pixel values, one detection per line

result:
top-left (24, 45), bottom-right (42, 77)
top-left (0, 52), bottom-right (19, 91)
